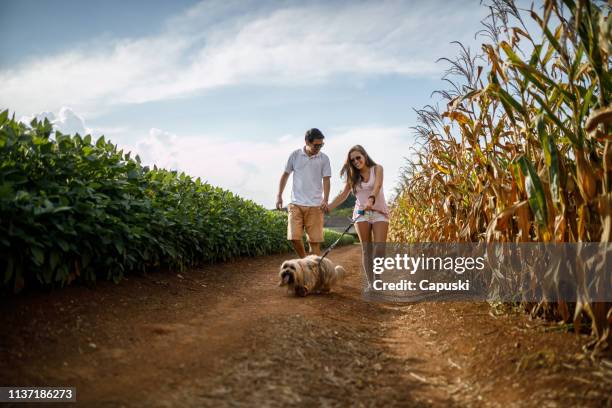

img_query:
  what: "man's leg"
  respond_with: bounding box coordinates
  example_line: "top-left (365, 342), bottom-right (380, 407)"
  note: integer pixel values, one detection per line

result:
top-left (309, 242), bottom-right (321, 255)
top-left (304, 206), bottom-right (324, 255)
top-left (291, 240), bottom-right (307, 258)
top-left (287, 204), bottom-right (307, 258)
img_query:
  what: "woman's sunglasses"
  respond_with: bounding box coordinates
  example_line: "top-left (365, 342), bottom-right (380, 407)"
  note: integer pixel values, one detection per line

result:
top-left (350, 155), bottom-right (363, 163)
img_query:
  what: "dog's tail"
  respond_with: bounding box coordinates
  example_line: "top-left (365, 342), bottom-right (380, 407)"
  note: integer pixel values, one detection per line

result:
top-left (334, 265), bottom-right (346, 281)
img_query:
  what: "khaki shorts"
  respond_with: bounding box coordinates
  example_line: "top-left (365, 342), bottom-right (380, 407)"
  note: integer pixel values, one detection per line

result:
top-left (287, 204), bottom-right (324, 243)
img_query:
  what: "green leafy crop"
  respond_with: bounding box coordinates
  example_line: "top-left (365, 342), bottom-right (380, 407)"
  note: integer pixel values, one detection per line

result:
top-left (0, 112), bottom-right (308, 292)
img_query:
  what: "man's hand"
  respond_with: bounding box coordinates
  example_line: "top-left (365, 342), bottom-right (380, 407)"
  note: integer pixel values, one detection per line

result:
top-left (320, 200), bottom-right (329, 213)
top-left (276, 172), bottom-right (290, 210)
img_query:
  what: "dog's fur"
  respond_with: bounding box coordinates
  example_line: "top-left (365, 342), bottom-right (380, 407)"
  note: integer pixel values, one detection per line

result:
top-left (278, 255), bottom-right (346, 296)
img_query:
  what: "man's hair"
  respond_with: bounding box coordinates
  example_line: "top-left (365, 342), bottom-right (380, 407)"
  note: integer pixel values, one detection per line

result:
top-left (305, 128), bottom-right (325, 142)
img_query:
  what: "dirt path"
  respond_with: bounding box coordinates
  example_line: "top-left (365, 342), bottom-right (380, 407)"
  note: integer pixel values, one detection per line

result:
top-left (0, 245), bottom-right (609, 407)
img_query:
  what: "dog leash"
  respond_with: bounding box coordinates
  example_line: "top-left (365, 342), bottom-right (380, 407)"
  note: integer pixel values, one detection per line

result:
top-left (318, 209), bottom-right (365, 265)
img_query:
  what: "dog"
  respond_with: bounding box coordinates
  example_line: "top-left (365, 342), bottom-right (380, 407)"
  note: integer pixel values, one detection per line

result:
top-left (278, 255), bottom-right (346, 296)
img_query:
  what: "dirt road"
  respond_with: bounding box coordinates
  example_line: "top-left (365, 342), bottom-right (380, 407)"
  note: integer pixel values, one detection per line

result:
top-left (0, 245), bottom-right (609, 407)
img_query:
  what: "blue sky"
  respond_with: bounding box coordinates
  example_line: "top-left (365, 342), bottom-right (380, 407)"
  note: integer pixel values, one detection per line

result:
top-left (1, 0), bottom-right (498, 207)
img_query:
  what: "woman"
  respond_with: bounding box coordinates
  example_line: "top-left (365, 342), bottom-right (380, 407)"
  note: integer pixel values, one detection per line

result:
top-left (327, 145), bottom-right (389, 291)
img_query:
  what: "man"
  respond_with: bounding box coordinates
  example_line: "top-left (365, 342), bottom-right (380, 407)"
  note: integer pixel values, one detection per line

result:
top-left (276, 128), bottom-right (331, 258)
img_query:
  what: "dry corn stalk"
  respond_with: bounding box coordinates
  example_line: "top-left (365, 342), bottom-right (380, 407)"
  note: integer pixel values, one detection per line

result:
top-left (390, 0), bottom-right (611, 349)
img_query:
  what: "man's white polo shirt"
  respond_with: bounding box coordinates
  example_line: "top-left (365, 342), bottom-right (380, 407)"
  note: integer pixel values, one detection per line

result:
top-left (284, 147), bottom-right (331, 207)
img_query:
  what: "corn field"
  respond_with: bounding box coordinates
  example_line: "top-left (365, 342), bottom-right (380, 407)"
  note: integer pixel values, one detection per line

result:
top-left (389, 0), bottom-right (611, 348)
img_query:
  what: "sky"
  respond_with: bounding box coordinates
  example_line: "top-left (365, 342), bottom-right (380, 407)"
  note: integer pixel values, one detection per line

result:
top-left (0, 0), bottom-right (502, 208)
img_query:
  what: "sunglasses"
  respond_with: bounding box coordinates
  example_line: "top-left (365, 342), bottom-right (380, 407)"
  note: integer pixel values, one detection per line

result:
top-left (350, 155), bottom-right (363, 162)
top-left (312, 142), bottom-right (324, 149)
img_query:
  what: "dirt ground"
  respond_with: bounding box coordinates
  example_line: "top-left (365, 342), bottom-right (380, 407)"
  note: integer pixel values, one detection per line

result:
top-left (0, 245), bottom-right (610, 407)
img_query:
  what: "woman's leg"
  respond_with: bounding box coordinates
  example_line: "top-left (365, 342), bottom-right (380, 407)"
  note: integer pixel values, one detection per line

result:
top-left (355, 221), bottom-right (373, 288)
top-left (371, 221), bottom-right (389, 243)
top-left (371, 222), bottom-right (389, 276)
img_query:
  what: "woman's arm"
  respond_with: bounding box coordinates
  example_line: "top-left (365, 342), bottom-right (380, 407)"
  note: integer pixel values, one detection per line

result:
top-left (365, 165), bottom-right (384, 210)
top-left (371, 165), bottom-right (384, 197)
top-left (327, 183), bottom-right (352, 212)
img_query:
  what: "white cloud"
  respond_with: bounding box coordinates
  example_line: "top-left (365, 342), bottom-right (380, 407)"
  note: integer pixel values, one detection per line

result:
top-left (133, 128), bottom-right (180, 170)
top-left (1, 0), bottom-right (487, 117)
top-left (19, 107), bottom-right (92, 136)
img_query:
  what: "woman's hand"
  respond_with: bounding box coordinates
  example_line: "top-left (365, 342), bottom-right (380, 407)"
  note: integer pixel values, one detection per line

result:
top-left (364, 196), bottom-right (375, 211)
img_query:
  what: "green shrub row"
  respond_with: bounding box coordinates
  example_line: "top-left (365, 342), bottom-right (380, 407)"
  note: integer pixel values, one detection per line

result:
top-left (0, 111), bottom-right (321, 292)
top-left (322, 229), bottom-right (355, 248)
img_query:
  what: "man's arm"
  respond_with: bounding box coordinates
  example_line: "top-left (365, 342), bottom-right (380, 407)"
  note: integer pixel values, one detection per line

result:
top-left (320, 176), bottom-right (331, 212)
top-left (276, 172), bottom-right (290, 210)
top-left (320, 155), bottom-right (332, 211)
